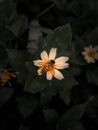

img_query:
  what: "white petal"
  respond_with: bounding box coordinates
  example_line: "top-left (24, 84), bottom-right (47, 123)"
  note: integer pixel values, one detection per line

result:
top-left (53, 69), bottom-right (64, 80)
top-left (55, 63), bottom-right (69, 69)
top-left (87, 59), bottom-right (95, 63)
top-left (55, 56), bottom-right (69, 63)
top-left (41, 50), bottom-right (48, 60)
top-left (33, 60), bottom-right (42, 66)
top-left (37, 68), bottom-right (42, 75)
top-left (89, 45), bottom-right (93, 48)
top-left (46, 72), bottom-right (53, 80)
top-left (82, 51), bottom-right (86, 55)
top-left (49, 48), bottom-right (57, 60)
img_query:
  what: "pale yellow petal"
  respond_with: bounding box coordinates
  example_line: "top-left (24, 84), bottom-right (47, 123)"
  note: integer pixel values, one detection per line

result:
top-left (55, 63), bottom-right (69, 69)
top-left (49, 48), bottom-right (57, 60)
top-left (86, 57), bottom-right (95, 63)
top-left (89, 45), bottom-right (93, 49)
top-left (84, 47), bottom-right (88, 50)
top-left (41, 50), bottom-right (48, 60)
top-left (82, 51), bottom-right (86, 55)
top-left (33, 60), bottom-right (42, 66)
top-left (53, 69), bottom-right (64, 80)
top-left (55, 56), bottom-right (69, 63)
top-left (37, 68), bottom-right (42, 75)
top-left (46, 71), bottom-right (53, 80)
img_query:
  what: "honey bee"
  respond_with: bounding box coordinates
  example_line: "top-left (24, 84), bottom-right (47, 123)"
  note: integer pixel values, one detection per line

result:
top-left (41, 60), bottom-right (55, 74)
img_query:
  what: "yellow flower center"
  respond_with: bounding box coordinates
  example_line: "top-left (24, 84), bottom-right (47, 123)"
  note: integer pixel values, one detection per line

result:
top-left (40, 60), bottom-right (55, 74)
top-left (88, 50), bottom-right (96, 58)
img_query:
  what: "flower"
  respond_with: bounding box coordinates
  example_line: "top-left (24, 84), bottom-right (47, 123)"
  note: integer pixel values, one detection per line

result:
top-left (0, 70), bottom-right (18, 86)
top-left (82, 45), bottom-right (98, 63)
top-left (33, 48), bottom-right (69, 80)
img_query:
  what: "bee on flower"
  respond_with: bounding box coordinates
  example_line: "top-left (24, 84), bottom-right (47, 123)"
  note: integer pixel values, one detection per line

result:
top-left (0, 70), bottom-right (18, 86)
top-left (33, 48), bottom-right (69, 80)
top-left (82, 45), bottom-right (98, 63)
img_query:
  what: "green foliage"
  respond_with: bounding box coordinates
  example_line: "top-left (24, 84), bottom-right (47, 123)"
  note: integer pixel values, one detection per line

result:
top-left (86, 66), bottom-right (98, 85)
top-left (70, 122), bottom-right (85, 130)
top-left (0, 87), bottom-right (13, 107)
top-left (19, 124), bottom-right (30, 130)
top-left (24, 73), bottom-right (50, 93)
top-left (86, 95), bottom-right (98, 125)
top-left (25, 24), bottom-right (78, 105)
top-left (0, 0), bottom-right (98, 129)
top-left (0, 42), bottom-right (8, 68)
top-left (56, 103), bottom-right (87, 130)
top-left (7, 50), bottom-right (32, 84)
top-left (0, 0), bottom-right (28, 41)
top-left (38, 24), bottom-right (72, 56)
top-left (16, 93), bottom-right (39, 118)
top-left (43, 109), bottom-right (59, 124)
top-left (60, 90), bottom-right (71, 105)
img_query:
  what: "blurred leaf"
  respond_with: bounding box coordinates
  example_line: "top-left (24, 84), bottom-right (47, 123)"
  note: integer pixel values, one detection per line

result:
top-left (0, 0), bottom-right (28, 41)
top-left (7, 49), bottom-right (32, 84)
top-left (53, 71), bottom-right (78, 90)
top-left (0, 42), bottom-right (8, 68)
top-left (38, 24), bottom-right (73, 56)
top-left (49, 0), bottom-right (67, 10)
top-left (25, 61), bottom-right (34, 74)
top-left (40, 91), bottom-right (56, 105)
top-left (41, 26), bottom-right (53, 34)
top-left (86, 95), bottom-right (98, 122)
top-left (43, 108), bottom-right (59, 124)
top-left (16, 93), bottom-right (39, 118)
top-left (60, 90), bottom-right (71, 105)
top-left (0, 0), bottom-right (17, 24)
top-left (19, 124), bottom-right (30, 130)
top-left (68, 66), bottom-right (82, 76)
top-left (24, 73), bottom-right (49, 94)
top-left (0, 87), bottom-right (13, 107)
top-left (0, 15), bottom-right (28, 41)
top-left (86, 66), bottom-right (98, 85)
top-left (87, 27), bottom-right (98, 45)
top-left (56, 103), bottom-right (87, 130)
top-left (70, 122), bottom-right (85, 130)
top-left (40, 84), bottom-right (61, 105)
top-left (9, 15), bottom-right (28, 36)
top-left (0, 0), bottom-right (17, 40)
top-left (70, 37), bottom-right (87, 65)
top-left (0, 24), bottom-right (16, 41)
top-left (67, 0), bottom-right (91, 17)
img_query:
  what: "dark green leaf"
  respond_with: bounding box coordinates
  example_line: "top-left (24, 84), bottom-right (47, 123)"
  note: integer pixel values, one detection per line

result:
top-left (86, 66), bottom-right (98, 85)
top-left (17, 93), bottom-right (39, 118)
top-left (52, 71), bottom-right (78, 90)
top-left (87, 27), bottom-right (98, 45)
top-left (43, 109), bottom-right (59, 124)
top-left (0, 42), bottom-right (8, 68)
top-left (9, 15), bottom-right (28, 36)
top-left (70, 122), bottom-right (85, 130)
top-left (24, 74), bottom-right (49, 94)
top-left (56, 103), bottom-right (86, 130)
top-left (0, 87), bottom-right (13, 107)
top-left (60, 90), bottom-right (71, 105)
top-left (68, 66), bottom-right (82, 76)
top-left (19, 124), bottom-right (30, 130)
top-left (38, 24), bottom-right (73, 56)
top-left (86, 95), bottom-right (98, 124)
top-left (7, 49), bottom-right (32, 84)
